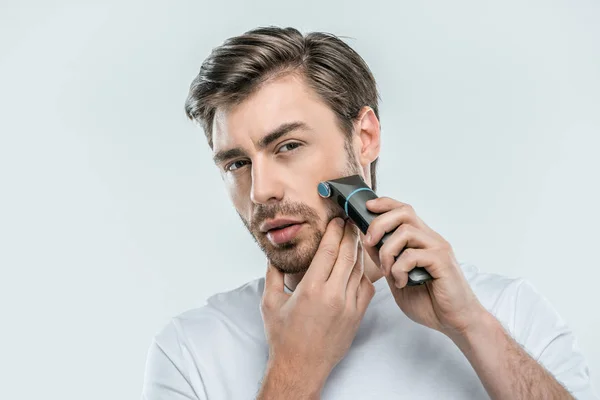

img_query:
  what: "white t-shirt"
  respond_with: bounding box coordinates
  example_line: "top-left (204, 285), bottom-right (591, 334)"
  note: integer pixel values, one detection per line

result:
top-left (141, 263), bottom-right (597, 399)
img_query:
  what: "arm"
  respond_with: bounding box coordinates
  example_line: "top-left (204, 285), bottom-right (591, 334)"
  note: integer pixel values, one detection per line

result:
top-left (141, 322), bottom-right (205, 400)
top-left (452, 309), bottom-right (572, 399)
top-left (450, 279), bottom-right (596, 400)
top-left (257, 219), bottom-right (375, 399)
top-left (360, 198), bottom-right (596, 399)
top-left (255, 358), bottom-right (325, 400)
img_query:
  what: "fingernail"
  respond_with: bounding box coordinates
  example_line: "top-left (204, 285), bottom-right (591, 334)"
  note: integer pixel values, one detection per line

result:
top-left (366, 232), bottom-right (372, 244)
top-left (335, 217), bottom-right (345, 227)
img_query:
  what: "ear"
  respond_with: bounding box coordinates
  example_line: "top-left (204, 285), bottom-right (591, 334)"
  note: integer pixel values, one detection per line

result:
top-left (353, 106), bottom-right (381, 166)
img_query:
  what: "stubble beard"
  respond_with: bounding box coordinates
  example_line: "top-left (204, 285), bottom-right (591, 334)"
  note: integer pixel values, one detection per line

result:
top-left (239, 141), bottom-right (364, 274)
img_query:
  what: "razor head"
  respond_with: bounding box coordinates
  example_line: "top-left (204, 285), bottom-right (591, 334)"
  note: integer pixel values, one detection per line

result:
top-left (317, 182), bottom-right (332, 198)
top-left (318, 175), bottom-right (369, 199)
top-left (317, 175), bottom-right (434, 286)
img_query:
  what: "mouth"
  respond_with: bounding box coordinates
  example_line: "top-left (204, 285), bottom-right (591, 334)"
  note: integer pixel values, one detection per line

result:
top-left (260, 218), bottom-right (306, 245)
top-left (271, 223), bottom-right (294, 230)
top-left (260, 218), bottom-right (305, 233)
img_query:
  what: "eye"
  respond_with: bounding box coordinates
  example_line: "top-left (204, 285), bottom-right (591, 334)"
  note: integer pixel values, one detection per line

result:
top-left (278, 142), bottom-right (302, 153)
top-left (225, 160), bottom-right (250, 172)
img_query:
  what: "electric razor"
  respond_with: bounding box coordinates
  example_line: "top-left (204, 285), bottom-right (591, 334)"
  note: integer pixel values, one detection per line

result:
top-left (317, 175), bottom-right (433, 286)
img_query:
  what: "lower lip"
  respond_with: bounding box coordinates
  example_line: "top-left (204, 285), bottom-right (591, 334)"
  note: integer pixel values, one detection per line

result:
top-left (266, 223), bottom-right (304, 245)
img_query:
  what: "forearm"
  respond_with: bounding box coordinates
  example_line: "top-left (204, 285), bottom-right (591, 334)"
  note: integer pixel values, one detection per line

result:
top-left (451, 310), bottom-right (573, 400)
top-left (256, 359), bottom-right (326, 400)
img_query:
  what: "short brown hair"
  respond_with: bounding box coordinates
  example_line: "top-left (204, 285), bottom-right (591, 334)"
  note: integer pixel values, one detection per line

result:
top-left (184, 26), bottom-right (381, 190)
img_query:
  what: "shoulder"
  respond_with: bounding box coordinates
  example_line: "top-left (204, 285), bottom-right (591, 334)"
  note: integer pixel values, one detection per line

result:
top-left (461, 263), bottom-right (560, 334)
top-left (460, 261), bottom-right (565, 344)
top-left (461, 262), bottom-right (538, 311)
top-left (153, 276), bottom-right (266, 350)
top-left (462, 264), bottom-right (566, 336)
top-left (142, 278), bottom-right (266, 399)
top-left (461, 262), bottom-right (596, 397)
top-left (460, 262), bottom-right (524, 314)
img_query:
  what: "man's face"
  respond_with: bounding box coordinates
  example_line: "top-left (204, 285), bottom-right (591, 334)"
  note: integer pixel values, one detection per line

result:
top-left (212, 74), bottom-right (364, 274)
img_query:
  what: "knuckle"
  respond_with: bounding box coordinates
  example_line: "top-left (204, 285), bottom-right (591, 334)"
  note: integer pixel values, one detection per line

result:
top-left (301, 281), bottom-right (319, 297)
top-left (397, 224), bottom-right (411, 237)
top-left (368, 227), bottom-right (379, 242)
top-left (341, 250), bottom-right (357, 264)
top-left (383, 253), bottom-right (394, 268)
top-left (325, 292), bottom-right (345, 311)
top-left (260, 295), bottom-right (275, 312)
top-left (368, 285), bottom-right (376, 299)
top-left (296, 288), bottom-right (312, 302)
top-left (320, 244), bottom-right (338, 260)
top-left (378, 248), bottom-right (388, 265)
top-left (391, 270), bottom-right (406, 288)
top-left (306, 280), bottom-right (320, 294)
top-left (439, 246), bottom-right (453, 259)
top-left (402, 210), bottom-right (416, 224)
top-left (403, 248), bottom-right (416, 260)
top-left (350, 265), bottom-right (363, 279)
top-left (357, 260), bottom-right (366, 274)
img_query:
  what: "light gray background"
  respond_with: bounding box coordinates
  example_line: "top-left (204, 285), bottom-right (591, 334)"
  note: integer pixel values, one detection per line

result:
top-left (1, 0), bottom-right (599, 399)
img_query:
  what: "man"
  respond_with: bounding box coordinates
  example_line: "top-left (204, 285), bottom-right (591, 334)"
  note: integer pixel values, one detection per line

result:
top-left (142, 26), bottom-right (596, 399)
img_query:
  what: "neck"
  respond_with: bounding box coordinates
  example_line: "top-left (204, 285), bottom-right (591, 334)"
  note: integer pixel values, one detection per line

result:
top-left (283, 238), bottom-right (384, 292)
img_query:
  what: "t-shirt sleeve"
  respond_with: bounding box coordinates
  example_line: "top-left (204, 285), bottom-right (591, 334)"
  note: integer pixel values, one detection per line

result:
top-left (511, 279), bottom-right (598, 399)
top-left (141, 320), bottom-right (207, 400)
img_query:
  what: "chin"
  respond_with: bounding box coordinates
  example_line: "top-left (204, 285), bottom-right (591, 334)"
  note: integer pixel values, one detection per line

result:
top-left (261, 228), bottom-right (323, 274)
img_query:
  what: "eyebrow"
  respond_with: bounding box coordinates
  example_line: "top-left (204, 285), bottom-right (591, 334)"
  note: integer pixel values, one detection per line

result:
top-left (212, 121), bottom-right (310, 165)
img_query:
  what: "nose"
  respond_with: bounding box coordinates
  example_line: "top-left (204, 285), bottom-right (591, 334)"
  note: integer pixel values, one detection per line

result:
top-left (250, 157), bottom-right (284, 205)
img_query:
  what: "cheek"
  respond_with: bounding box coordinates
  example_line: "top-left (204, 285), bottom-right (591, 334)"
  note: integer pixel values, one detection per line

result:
top-left (287, 149), bottom-right (348, 212)
top-left (292, 147), bottom-right (343, 183)
top-left (227, 180), bottom-right (252, 217)
top-left (296, 182), bottom-right (343, 229)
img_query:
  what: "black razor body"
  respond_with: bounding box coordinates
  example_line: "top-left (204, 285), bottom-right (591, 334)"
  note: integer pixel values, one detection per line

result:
top-left (318, 175), bottom-right (433, 286)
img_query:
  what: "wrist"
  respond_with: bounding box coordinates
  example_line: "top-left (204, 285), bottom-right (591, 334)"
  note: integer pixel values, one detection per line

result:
top-left (445, 305), bottom-right (571, 399)
top-left (449, 308), bottom-right (501, 352)
top-left (258, 357), bottom-right (327, 400)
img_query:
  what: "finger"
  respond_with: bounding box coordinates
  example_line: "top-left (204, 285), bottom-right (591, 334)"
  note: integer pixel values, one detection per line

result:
top-left (364, 207), bottom-right (419, 248)
top-left (378, 225), bottom-right (438, 276)
top-left (363, 239), bottom-right (381, 270)
top-left (302, 217), bottom-right (346, 283)
top-left (365, 197), bottom-right (409, 213)
top-left (389, 248), bottom-right (436, 289)
top-left (345, 243), bottom-right (364, 308)
top-left (327, 220), bottom-right (360, 291)
top-left (262, 260), bottom-right (289, 309)
top-left (264, 259), bottom-right (285, 293)
top-left (368, 197), bottom-right (441, 238)
top-left (356, 273), bottom-right (376, 313)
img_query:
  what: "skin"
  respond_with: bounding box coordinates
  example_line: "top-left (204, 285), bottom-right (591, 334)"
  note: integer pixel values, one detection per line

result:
top-left (211, 72), bottom-right (573, 399)
top-left (212, 73), bottom-right (382, 287)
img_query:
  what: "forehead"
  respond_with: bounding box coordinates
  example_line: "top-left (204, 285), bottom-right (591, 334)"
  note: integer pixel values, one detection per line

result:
top-left (212, 74), bottom-right (332, 150)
